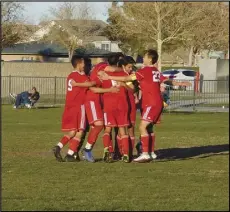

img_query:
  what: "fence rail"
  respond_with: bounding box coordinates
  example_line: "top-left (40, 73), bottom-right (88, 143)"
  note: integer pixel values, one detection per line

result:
top-left (1, 76), bottom-right (229, 112)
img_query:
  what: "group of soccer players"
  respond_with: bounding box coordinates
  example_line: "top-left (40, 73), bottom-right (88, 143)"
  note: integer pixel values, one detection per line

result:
top-left (52, 49), bottom-right (190, 163)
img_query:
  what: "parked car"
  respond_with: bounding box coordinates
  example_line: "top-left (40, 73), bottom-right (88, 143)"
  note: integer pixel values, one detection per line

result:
top-left (162, 69), bottom-right (196, 90)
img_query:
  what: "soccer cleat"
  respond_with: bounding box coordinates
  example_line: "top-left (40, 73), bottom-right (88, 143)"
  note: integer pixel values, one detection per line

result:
top-left (73, 152), bottom-right (81, 162)
top-left (150, 152), bottom-right (157, 160)
top-left (113, 152), bottom-right (122, 161)
top-left (64, 154), bottom-right (78, 162)
top-left (103, 148), bottom-right (113, 163)
top-left (52, 146), bottom-right (63, 162)
top-left (83, 149), bottom-right (95, 163)
top-left (133, 153), bottom-right (152, 163)
top-left (122, 154), bottom-right (130, 163)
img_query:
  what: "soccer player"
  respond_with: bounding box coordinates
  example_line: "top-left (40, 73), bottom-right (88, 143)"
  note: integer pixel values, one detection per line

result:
top-left (114, 56), bottom-right (137, 160)
top-left (99, 49), bottom-right (191, 163)
top-left (82, 58), bottom-right (120, 162)
top-left (100, 54), bottom-right (131, 163)
top-left (52, 55), bottom-right (96, 162)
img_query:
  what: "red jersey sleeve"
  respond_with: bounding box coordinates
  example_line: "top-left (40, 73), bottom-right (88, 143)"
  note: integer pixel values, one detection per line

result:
top-left (135, 68), bottom-right (145, 81)
top-left (89, 63), bottom-right (108, 86)
top-left (90, 71), bottom-right (102, 86)
top-left (160, 74), bottom-right (168, 83)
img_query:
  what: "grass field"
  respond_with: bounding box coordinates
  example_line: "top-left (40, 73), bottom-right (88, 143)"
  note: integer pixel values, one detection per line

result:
top-left (1, 105), bottom-right (229, 211)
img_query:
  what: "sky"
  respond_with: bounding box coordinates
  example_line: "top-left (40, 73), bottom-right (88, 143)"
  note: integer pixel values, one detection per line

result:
top-left (22, 2), bottom-right (112, 25)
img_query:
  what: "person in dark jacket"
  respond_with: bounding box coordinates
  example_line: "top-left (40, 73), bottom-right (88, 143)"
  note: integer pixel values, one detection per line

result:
top-left (10, 87), bottom-right (40, 109)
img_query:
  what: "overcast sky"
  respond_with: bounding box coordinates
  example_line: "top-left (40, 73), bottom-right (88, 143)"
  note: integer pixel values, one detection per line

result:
top-left (22, 2), bottom-right (112, 25)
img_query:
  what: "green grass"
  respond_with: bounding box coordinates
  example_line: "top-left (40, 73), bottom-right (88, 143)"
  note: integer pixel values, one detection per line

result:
top-left (2, 106), bottom-right (229, 211)
top-left (200, 103), bottom-right (229, 108)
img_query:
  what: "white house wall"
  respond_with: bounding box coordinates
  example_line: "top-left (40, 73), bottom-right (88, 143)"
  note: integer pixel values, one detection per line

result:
top-left (111, 42), bottom-right (122, 52)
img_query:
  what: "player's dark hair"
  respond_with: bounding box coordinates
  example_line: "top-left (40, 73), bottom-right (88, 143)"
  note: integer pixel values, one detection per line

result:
top-left (107, 54), bottom-right (120, 66)
top-left (84, 57), bottom-right (92, 76)
top-left (117, 52), bottom-right (125, 59)
top-left (144, 49), bottom-right (158, 65)
top-left (117, 56), bottom-right (136, 67)
top-left (71, 55), bottom-right (84, 68)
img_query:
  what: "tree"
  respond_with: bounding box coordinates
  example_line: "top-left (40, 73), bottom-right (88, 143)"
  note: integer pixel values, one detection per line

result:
top-left (104, 2), bottom-right (229, 70)
top-left (1, 2), bottom-right (26, 49)
top-left (105, 2), bottom-right (197, 70)
top-left (41, 2), bottom-right (104, 61)
top-left (185, 2), bottom-right (229, 66)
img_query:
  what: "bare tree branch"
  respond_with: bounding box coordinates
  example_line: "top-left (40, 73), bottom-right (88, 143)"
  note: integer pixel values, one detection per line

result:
top-left (39, 2), bottom-right (102, 61)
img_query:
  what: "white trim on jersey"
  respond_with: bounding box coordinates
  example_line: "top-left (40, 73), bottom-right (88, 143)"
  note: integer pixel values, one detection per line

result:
top-left (80, 105), bottom-right (85, 129)
top-left (142, 106), bottom-right (152, 120)
top-left (90, 101), bottom-right (98, 121)
top-left (104, 113), bottom-right (108, 126)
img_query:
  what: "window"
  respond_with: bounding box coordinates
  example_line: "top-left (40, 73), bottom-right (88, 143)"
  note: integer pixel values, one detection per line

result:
top-left (101, 43), bottom-right (110, 51)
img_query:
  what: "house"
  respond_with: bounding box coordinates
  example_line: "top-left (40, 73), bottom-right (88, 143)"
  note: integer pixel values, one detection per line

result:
top-left (2, 42), bottom-right (68, 62)
top-left (22, 19), bottom-right (122, 53)
top-left (1, 41), bottom-right (121, 64)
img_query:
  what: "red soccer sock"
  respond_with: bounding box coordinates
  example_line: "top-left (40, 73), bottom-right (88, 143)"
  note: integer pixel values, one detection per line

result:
top-left (121, 136), bottom-right (129, 155)
top-left (58, 135), bottom-right (70, 148)
top-left (141, 135), bottom-right (149, 153)
top-left (109, 139), bottom-right (114, 153)
top-left (87, 125), bottom-right (103, 145)
top-left (68, 137), bottom-right (80, 155)
top-left (117, 135), bottom-right (123, 155)
top-left (103, 133), bottom-right (110, 149)
top-left (149, 133), bottom-right (156, 152)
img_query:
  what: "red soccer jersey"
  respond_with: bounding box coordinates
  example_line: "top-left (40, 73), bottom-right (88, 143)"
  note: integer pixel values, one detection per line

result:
top-left (65, 70), bottom-right (89, 107)
top-left (102, 71), bottom-right (128, 112)
top-left (135, 66), bottom-right (168, 107)
top-left (85, 62), bottom-right (108, 102)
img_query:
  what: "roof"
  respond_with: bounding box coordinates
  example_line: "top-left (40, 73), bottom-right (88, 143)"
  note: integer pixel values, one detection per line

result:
top-left (2, 42), bottom-right (68, 55)
top-left (39, 19), bottom-right (107, 29)
top-left (84, 36), bottom-right (110, 42)
top-left (2, 42), bottom-right (121, 57)
top-left (74, 48), bottom-right (119, 57)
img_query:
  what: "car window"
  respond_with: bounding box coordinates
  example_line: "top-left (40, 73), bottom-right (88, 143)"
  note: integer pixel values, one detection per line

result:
top-left (163, 70), bottom-right (179, 75)
top-left (182, 70), bottom-right (196, 77)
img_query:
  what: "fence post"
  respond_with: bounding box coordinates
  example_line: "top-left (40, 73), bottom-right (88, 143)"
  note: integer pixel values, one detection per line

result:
top-left (9, 75), bottom-right (12, 104)
top-left (193, 78), bottom-right (196, 111)
top-left (54, 76), bottom-right (57, 105)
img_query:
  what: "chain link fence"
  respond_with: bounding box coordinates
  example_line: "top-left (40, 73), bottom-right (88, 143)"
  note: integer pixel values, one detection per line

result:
top-left (1, 76), bottom-right (229, 112)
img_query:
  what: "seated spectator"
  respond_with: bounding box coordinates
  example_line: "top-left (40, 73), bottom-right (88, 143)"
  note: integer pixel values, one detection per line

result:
top-left (10, 87), bottom-right (40, 109)
top-left (160, 83), bottom-right (170, 107)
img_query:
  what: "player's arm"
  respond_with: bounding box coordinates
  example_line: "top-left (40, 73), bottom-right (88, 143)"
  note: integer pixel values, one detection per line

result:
top-left (162, 78), bottom-right (191, 87)
top-left (89, 86), bottom-right (119, 94)
top-left (104, 66), bottom-right (123, 72)
top-left (122, 81), bottom-right (135, 91)
top-left (134, 93), bottom-right (139, 104)
top-left (70, 80), bottom-right (96, 88)
top-left (98, 71), bottom-right (136, 82)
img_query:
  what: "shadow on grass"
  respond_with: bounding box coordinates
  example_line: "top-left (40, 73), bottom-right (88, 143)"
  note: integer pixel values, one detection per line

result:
top-left (155, 144), bottom-right (229, 161)
top-left (163, 110), bottom-right (224, 115)
top-left (35, 106), bottom-right (62, 109)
